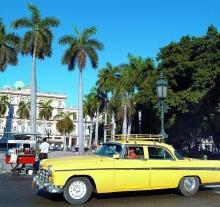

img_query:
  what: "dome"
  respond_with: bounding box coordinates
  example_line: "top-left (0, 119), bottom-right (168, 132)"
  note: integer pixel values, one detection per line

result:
top-left (14, 81), bottom-right (25, 90)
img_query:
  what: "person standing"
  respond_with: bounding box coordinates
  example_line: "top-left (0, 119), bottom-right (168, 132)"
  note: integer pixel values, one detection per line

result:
top-left (39, 137), bottom-right (49, 160)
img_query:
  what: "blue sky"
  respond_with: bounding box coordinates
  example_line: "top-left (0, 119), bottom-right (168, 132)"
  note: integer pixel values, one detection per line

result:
top-left (0, 0), bottom-right (220, 107)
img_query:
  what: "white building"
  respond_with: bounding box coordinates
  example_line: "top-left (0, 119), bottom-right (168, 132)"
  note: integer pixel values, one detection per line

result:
top-left (0, 81), bottom-right (86, 148)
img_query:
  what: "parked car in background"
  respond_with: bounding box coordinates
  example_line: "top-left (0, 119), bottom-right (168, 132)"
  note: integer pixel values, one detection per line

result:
top-left (33, 134), bottom-right (220, 205)
top-left (74, 145), bottom-right (89, 152)
top-left (49, 145), bottom-right (62, 151)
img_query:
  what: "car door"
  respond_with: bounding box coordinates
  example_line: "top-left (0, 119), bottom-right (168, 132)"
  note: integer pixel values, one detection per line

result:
top-left (114, 145), bottom-right (150, 191)
top-left (147, 146), bottom-right (178, 189)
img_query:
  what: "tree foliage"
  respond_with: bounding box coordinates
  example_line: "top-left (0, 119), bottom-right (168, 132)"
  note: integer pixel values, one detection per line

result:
top-left (0, 96), bottom-right (9, 117)
top-left (12, 4), bottom-right (60, 59)
top-left (55, 112), bottom-right (75, 135)
top-left (17, 101), bottom-right (30, 119)
top-left (0, 19), bottom-right (20, 71)
top-left (92, 25), bottom-right (220, 148)
top-left (59, 27), bottom-right (104, 71)
top-left (157, 25), bottom-right (220, 147)
top-left (39, 100), bottom-right (53, 120)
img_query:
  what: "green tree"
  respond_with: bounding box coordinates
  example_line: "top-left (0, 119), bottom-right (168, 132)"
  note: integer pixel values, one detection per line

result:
top-left (55, 112), bottom-right (75, 151)
top-left (17, 101), bottom-right (30, 132)
top-left (0, 19), bottom-right (20, 71)
top-left (39, 100), bottom-right (53, 137)
top-left (59, 27), bottom-right (104, 154)
top-left (0, 96), bottom-right (9, 117)
top-left (12, 4), bottom-right (60, 140)
top-left (156, 25), bottom-right (220, 147)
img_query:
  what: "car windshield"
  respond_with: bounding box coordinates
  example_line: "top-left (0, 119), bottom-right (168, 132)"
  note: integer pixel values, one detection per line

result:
top-left (94, 143), bottom-right (122, 157)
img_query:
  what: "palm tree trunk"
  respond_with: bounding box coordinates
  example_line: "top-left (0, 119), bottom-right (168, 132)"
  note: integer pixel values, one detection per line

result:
top-left (63, 134), bottom-right (66, 151)
top-left (43, 119), bottom-right (46, 138)
top-left (31, 44), bottom-right (37, 141)
top-left (122, 104), bottom-right (127, 137)
top-left (95, 106), bottom-right (99, 146)
top-left (24, 118), bottom-right (26, 133)
top-left (111, 111), bottom-right (115, 140)
top-left (89, 118), bottom-right (93, 150)
top-left (104, 98), bottom-right (107, 143)
top-left (83, 118), bottom-right (87, 145)
top-left (78, 69), bottom-right (84, 155)
top-left (138, 110), bottom-right (142, 134)
top-left (127, 117), bottom-right (132, 138)
top-left (23, 118), bottom-right (25, 133)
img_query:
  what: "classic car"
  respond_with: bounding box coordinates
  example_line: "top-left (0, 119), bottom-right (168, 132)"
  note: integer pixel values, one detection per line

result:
top-left (32, 134), bottom-right (220, 205)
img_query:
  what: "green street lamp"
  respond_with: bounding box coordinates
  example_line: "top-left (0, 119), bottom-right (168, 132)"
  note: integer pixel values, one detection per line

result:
top-left (156, 73), bottom-right (168, 140)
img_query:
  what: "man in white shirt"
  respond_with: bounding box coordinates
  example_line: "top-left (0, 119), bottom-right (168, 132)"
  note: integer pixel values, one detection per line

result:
top-left (39, 138), bottom-right (49, 160)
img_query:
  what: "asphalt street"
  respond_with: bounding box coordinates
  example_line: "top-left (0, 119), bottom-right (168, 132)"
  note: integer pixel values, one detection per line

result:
top-left (1, 175), bottom-right (220, 207)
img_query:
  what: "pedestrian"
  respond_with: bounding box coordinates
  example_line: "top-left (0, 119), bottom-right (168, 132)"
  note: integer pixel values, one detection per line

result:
top-left (39, 137), bottom-right (49, 160)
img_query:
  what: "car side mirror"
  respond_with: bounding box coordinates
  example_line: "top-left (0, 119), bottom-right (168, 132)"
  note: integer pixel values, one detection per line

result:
top-left (113, 154), bottom-right (120, 159)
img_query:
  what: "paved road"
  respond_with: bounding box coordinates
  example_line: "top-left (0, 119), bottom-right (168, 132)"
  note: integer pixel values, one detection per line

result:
top-left (1, 175), bottom-right (220, 207)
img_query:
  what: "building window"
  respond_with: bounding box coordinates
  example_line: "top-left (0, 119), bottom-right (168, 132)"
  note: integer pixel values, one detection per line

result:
top-left (58, 100), bottom-right (62, 108)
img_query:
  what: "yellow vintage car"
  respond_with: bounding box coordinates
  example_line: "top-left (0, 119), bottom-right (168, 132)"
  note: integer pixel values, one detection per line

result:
top-left (33, 135), bottom-right (220, 205)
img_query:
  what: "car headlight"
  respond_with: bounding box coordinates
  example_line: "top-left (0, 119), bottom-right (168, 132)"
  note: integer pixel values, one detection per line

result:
top-left (48, 165), bottom-right (53, 176)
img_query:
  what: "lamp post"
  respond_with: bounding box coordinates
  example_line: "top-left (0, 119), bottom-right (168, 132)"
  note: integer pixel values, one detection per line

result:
top-left (156, 73), bottom-right (168, 140)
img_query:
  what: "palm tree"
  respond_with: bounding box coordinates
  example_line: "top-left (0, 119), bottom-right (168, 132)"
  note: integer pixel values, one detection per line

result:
top-left (0, 96), bottom-right (9, 117)
top-left (0, 19), bottom-right (20, 71)
top-left (112, 64), bottom-right (136, 137)
top-left (17, 101), bottom-right (30, 132)
top-left (55, 112), bottom-right (75, 151)
top-left (59, 27), bottom-right (104, 155)
top-left (97, 63), bottom-right (119, 140)
top-left (12, 4), bottom-right (60, 140)
top-left (39, 100), bottom-right (53, 137)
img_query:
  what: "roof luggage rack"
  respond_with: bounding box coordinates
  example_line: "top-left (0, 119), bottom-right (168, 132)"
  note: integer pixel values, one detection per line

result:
top-left (111, 134), bottom-right (164, 142)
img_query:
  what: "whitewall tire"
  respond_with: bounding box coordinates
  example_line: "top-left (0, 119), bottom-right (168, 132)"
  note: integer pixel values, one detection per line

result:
top-left (64, 177), bottom-right (92, 204)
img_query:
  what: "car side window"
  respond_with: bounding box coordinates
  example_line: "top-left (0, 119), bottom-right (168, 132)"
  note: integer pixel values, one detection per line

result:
top-left (124, 146), bottom-right (144, 159)
top-left (148, 147), bottom-right (173, 160)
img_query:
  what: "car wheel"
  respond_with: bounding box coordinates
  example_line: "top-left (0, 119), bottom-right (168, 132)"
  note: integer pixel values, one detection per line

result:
top-left (64, 177), bottom-right (92, 204)
top-left (178, 176), bottom-right (199, 196)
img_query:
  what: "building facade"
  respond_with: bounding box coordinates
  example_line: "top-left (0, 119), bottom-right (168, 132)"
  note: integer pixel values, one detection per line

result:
top-left (0, 81), bottom-right (84, 148)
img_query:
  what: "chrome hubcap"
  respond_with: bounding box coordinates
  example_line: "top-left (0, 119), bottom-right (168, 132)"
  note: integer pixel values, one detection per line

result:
top-left (69, 180), bottom-right (87, 199)
top-left (184, 177), bottom-right (196, 191)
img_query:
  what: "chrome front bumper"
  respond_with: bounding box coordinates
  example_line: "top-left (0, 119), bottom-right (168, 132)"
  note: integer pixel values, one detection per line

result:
top-left (32, 175), bottom-right (63, 193)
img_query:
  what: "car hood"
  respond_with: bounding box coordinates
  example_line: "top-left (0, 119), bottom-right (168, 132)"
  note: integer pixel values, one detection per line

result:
top-left (41, 154), bottom-right (105, 170)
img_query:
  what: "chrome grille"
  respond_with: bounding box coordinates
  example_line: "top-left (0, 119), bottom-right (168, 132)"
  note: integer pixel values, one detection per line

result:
top-left (39, 169), bottom-right (49, 182)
